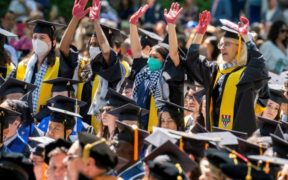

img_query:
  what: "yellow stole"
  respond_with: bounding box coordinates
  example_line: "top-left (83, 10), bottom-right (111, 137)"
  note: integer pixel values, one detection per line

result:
top-left (211, 66), bottom-right (246, 130)
top-left (6, 63), bottom-right (14, 77)
top-left (16, 58), bottom-right (60, 112)
top-left (147, 96), bottom-right (159, 132)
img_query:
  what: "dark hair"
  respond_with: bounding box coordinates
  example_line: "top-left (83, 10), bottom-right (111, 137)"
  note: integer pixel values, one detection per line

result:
top-left (267, 20), bottom-right (288, 48)
top-left (0, 35), bottom-right (12, 66)
top-left (206, 36), bottom-right (220, 61)
top-left (158, 110), bottom-right (184, 131)
top-left (152, 45), bottom-right (169, 60)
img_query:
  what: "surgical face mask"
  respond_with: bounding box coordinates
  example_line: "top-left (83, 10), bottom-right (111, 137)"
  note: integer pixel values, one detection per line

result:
top-left (89, 46), bottom-right (101, 59)
top-left (147, 57), bottom-right (163, 72)
top-left (32, 39), bottom-right (50, 58)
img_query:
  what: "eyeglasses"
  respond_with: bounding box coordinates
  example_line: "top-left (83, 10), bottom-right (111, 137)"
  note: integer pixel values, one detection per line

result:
top-left (217, 41), bottom-right (238, 49)
top-left (280, 29), bottom-right (288, 33)
top-left (99, 107), bottom-right (112, 113)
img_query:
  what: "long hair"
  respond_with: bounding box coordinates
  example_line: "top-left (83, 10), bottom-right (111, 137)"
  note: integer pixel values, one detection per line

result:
top-left (217, 37), bottom-right (248, 68)
top-left (268, 20), bottom-right (288, 48)
top-left (0, 35), bottom-right (12, 66)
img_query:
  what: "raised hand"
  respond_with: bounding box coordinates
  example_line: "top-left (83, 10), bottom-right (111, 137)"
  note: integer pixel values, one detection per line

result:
top-left (72, 0), bottom-right (90, 19)
top-left (238, 16), bottom-right (249, 36)
top-left (129, 4), bottom-right (149, 25)
top-left (196, 10), bottom-right (211, 34)
top-left (89, 0), bottom-right (101, 21)
top-left (164, 2), bottom-right (183, 24)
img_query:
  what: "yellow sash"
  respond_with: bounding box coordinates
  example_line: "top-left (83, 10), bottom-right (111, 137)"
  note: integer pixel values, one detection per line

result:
top-left (215, 67), bottom-right (246, 130)
top-left (6, 63), bottom-right (15, 77)
top-left (147, 96), bottom-right (158, 132)
top-left (16, 58), bottom-right (60, 112)
top-left (254, 103), bottom-right (266, 116)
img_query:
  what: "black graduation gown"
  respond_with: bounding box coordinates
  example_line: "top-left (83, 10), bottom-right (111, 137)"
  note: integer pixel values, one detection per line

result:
top-left (185, 41), bottom-right (269, 135)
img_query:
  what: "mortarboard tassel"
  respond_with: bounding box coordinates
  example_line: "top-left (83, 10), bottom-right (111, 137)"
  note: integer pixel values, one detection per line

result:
top-left (82, 138), bottom-right (106, 164)
top-left (245, 162), bottom-right (252, 180)
top-left (175, 163), bottom-right (183, 180)
top-left (237, 34), bottom-right (242, 63)
top-left (179, 137), bottom-right (184, 151)
top-left (132, 125), bottom-right (138, 161)
top-left (259, 143), bottom-right (263, 155)
top-left (205, 143), bottom-right (209, 150)
top-left (263, 161), bottom-right (270, 174)
top-left (229, 152), bottom-right (238, 165)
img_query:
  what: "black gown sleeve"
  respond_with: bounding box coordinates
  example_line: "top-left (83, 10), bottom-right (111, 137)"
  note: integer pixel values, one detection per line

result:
top-left (59, 45), bottom-right (79, 78)
top-left (129, 57), bottom-right (148, 81)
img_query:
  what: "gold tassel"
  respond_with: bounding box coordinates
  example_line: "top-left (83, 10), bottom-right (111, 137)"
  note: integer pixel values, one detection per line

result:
top-left (229, 152), bottom-right (238, 165)
top-left (82, 138), bottom-right (106, 164)
top-left (179, 137), bottom-right (184, 151)
top-left (132, 125), bottom-right (138, 161)
top-left (259, 143), bottom-right (263, 155)
top-left (175, 163), bottom-right (183, 180)
top-left (246, 162), bottom-right (252, 180)
top-left (237, 34), bottom-right (242, 62)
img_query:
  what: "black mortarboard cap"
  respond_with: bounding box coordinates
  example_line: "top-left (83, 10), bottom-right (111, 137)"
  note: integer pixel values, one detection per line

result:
top-left (274, 124), bottom-right (285, 139)
top-left (269, 88), bottom-right (288, 104)
top-left (139, 28), bottom-right (163, 47)
top-left (31, 144), bottom-right (45, 158)
top-left (100, 24), bottom-right (128, 46)
top-left (44, 77), bottom-right (81, 97)
top-left (205, 148), bottom-right (235, 168)
top-left (190, 122), bottom-right (208, 134)
top-left (147, 160), bottom-right (188, 180)
top-left (47, 95), bottom-right (86, 110)
top-left (144, 141), bottom-right (197, 173)
top-left (248, 155), bottom-right (288, 166)
top-left (212, 126), bottom-right (248, 139)
top-left (270, 133), bottom-right (288, 158)
top-left (0, 77), bottom-right (36, 97)
top-left (108, 103), bottom-right (148, 122)
top-left (44, 138), bottom-right (72, 164)
top-left (34, 106), bottom-right (50, 122)
top-left (257, 116), bottom-right (281, 136)
top-left (197, 131), bottom-right (238, 147)
top-left (28, 19), bottom-right (66, 40)
top-left (219, 19), bottom-right (243, 41)
top-left (105, 88), bottom-right (136, 107)
top-left (0, 107), bottom-right (21, 143)
top-left (0, 153), bottom-right (35, 180)
top-left (0, 28), bottom-right (17, 37)
top-left (78, 132), bottom-right (118, 170)
top-left (237, 138), bottom-right (268, 155)
top-left (220, 163), bottom-right (273, 180)
top-left (145, 127), bottom-right (180, 148)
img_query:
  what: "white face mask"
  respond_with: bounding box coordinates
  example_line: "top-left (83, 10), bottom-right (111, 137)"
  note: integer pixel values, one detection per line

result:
top-left (32, 39), bottom-right (50, 58)
top-left (89, 46), bottom-right (101, 60)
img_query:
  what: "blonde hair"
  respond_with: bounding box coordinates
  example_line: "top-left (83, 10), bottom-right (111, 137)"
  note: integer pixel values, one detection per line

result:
top-left (217, 37), bottom-right (248, 69)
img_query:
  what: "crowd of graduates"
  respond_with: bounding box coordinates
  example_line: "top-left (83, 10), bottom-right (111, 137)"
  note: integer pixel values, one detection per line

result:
top-left (0, 0), bottom-right (288, 180)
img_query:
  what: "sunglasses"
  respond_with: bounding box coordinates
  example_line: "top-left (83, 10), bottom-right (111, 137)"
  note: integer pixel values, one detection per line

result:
top-left (99, 107), bottom-right (112, 113)
top-left (280, 29), bottom-right (288, 33)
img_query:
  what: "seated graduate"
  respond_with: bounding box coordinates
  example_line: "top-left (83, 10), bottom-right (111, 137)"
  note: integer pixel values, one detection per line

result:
top-left (186, 11), bottom-right (269, 135)
top-left (0, 28), bottom-right (17, 78)
top-left (63, 132), bottom-right (119, 180)
top-left (128, 3), bottom-right (186, 131)
top-left (45, 95), bottom-right (84, 141)
top-left (14, 18), bottom-right (78, 114)
top-left (0, 77), bottom-right (36, 103)
top-left (0, 106), bottom-right (21, 154)
top-left (97, 88), bottom-right (136, 144)
top-left (0, 103), bottom-right (31, 157)
top-left (36, 77), bottom-right (94, 136)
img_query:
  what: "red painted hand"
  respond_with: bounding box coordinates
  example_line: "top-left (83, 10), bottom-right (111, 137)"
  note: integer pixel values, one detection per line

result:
top-left (72, 0), bottom-right (90, 19)
top-left (129, 4), bottom-right (149, 25)
top-left (196, 10), bottom-right (211, 34)
top-left (164, 2), bottom-right (183, 24)
top-left (89, 0), bottom-right (101, 21)
top-left (238, 16), bottom-right (249, 36)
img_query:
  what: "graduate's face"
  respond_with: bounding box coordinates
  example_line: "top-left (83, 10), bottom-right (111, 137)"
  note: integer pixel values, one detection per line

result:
top-left (278, 25), bottom-right (288, 41)
top-left (47, 152), bottom-right (67, 180)
top-left (47, 121), bottom-right (71, 140)
top-left (262, 99), bottom-right (280, 120)
top-left (185, 89), bottom-right (200, 113)
top-left (5, 92), bottom-right (24, 100)
top-left (100, 106), bottom-right (117, 126)
top-left (160, 112), bottom-right (178, 131)
top-left (218, 38), bottom-right (238, 63)
top-left (149, 48), bottom-right (164, 62)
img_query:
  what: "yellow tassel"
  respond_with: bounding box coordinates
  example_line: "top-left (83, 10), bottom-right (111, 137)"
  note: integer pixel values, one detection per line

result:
top-left (179, 137), bottom-right (184, 151)
top-left (263, 161), bottom-right (270, 174)
top-left (229, 153), bottom-right (238, 165)
top-left (205, 143), bottom-right (209, 150)
top-left (259, 143), bottom-right (263, 155)
top-left (132, 125), bottom-right (138, 161)
top-left (237, 34), bottom-right (242, 62)
top-left (246, 162), bottom-right (252, 180)
top-left (175, 163), bottom-right (183, 180)
top-left (82, 139), bottom-right (106, 164)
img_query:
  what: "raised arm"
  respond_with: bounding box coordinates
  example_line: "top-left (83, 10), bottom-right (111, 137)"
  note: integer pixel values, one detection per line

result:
top-left (192, 10), bottom-right (211, 45)
top-left (129, 4), bottom-right (149, 59)
top-left (90, 0), bottom-right (110, 64)
top-left (59, 0), bottom-right (90, 57)
top-left (164, 2), bottom-right (183, 67)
